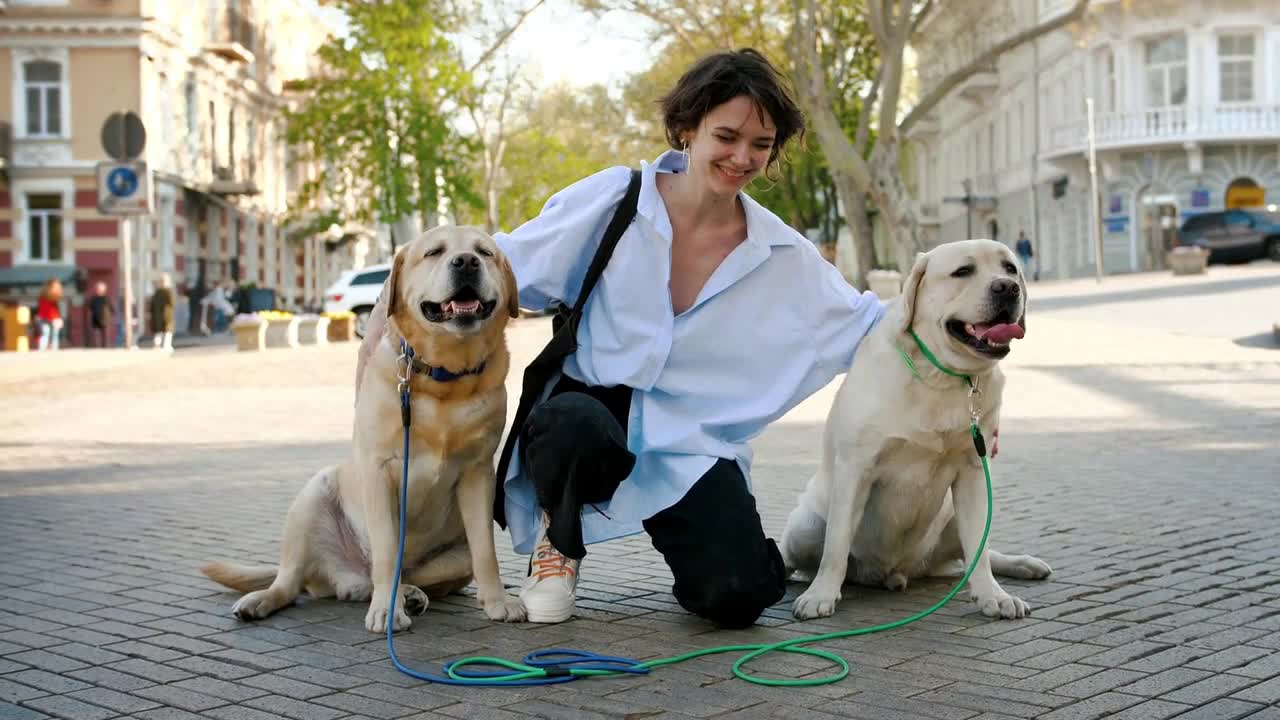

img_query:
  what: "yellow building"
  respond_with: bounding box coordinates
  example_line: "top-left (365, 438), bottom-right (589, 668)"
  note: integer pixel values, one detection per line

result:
top-left (0, 0), bottom-right (361, 345)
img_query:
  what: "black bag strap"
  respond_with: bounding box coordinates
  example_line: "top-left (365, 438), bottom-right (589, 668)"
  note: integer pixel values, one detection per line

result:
top-left (494, 168), bottom-right (642, 526)
top-left (559, 168), bottom-right (643, 341)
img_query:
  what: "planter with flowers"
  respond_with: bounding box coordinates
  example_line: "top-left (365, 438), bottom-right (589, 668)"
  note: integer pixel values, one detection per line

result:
top-left (1167, 245), bottom-right (1210, 275)
top-left (297, 313), bottom-right (330, 346)
top-left (260, 311), bottom-right (300, 348)
top-left (324, 310), bottom-right (357, 342)
top-left (231, 313), bottom-right (268, 352)
top-left (867, 268), bottom-right (903, 299)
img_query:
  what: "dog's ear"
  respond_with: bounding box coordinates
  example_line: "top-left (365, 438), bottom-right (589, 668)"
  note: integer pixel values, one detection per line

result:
top-left (385, 249), bottom-right (407, 328)
top-left (897, 251), bottom-right (928, 334)
top-left (499, 253), bottom-right (520, 318)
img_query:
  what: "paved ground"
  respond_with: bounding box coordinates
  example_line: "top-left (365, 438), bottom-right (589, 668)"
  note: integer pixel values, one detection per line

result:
top-left (2, 262), bottom-right (1280, 720)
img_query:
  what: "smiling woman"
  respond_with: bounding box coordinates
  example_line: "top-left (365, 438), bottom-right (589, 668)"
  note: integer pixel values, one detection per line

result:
top-left (356, 48), bottom-right (886, 631)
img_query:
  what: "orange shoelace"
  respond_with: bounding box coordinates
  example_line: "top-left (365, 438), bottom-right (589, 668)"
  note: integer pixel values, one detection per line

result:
top-left (530, 541), bottom-right (577, 580)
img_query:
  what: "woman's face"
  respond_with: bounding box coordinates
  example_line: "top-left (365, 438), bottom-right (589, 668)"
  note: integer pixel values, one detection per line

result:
top-left (683, 95), bottom-right (776, 196)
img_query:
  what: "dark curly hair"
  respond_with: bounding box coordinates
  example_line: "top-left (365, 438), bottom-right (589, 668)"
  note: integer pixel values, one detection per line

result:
top-left (659, 48), bottom-right (805, 169)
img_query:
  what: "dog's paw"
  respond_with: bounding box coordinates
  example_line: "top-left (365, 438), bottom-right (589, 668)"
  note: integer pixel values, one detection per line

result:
top-left (400, 584), bottom-right (429, 616)
top-left (232, 590), bottom-right (283, 621)
top-left (482, 592), bottom-right (526, 623)
top-left (974, 590), bottom-right (1031, 619)
top-left (365, 596), bottom-right (412, 633)
top-left (793, 586), bottom-right (842, 620)
top-left (1016, 556), bottom-right (1053, 580)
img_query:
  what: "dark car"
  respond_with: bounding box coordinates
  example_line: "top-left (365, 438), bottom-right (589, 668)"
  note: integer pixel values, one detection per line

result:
top-left (1177, 209), bottom-right (1280, 263)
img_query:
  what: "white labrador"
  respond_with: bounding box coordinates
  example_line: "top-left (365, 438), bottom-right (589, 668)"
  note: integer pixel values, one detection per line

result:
top-left (782, 239), bottom-right (1051, 621)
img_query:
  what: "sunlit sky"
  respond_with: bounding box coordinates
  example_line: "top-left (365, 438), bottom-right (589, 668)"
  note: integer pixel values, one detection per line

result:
top-left (307, 0), bottom-right (655, 90)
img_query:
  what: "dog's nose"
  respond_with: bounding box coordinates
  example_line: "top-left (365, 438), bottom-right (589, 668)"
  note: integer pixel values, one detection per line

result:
top-left (990, 278), bottom-right (1019, 297)
top-left (451, 253), bottom-right (481, 272)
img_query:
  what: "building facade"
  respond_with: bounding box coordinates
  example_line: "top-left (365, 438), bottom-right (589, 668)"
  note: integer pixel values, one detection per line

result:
top-left (0, 0), bottom-right (373, 346)
top-left (910, 0), bottom-right (1280, 280)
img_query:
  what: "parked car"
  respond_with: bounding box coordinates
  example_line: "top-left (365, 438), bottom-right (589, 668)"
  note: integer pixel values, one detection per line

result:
top-left (1177, 209), bottom-right (1280, 263)
top-left (322, 263), bottom-right (390, 338)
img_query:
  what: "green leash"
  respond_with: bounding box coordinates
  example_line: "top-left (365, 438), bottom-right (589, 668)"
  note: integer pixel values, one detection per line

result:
top-left (436, 328), bottom-right (994, 687)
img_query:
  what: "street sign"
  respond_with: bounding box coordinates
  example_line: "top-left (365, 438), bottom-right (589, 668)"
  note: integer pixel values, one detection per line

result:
top-left (96, 161), bottom-right (152, 215)
top-left (101, 112), bottom-right (146, 161)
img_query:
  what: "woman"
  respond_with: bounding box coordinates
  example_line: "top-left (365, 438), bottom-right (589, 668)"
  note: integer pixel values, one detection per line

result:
top-left (149, 274), bottom-right (176, 350)
top-left (35, 278), bottom-right (64, 351)
top-left (357, 48), bottom-right (884, 628)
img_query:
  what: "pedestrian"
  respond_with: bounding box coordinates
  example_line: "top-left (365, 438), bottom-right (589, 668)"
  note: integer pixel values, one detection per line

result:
top-left (355, 48), bottom-right (884, 629)
top-left (88, 281), bottom-right (115, 348)
top-left (1015, 230), bottom-right (1036, 281)
top-left (35, 278), bottom-right (64, 351)
top-left (150, 273), bottom-right (176, 350)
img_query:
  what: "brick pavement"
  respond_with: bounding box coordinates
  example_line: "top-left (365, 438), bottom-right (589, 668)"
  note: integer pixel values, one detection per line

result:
top-left (2, 265), bottom-right (1279, 719)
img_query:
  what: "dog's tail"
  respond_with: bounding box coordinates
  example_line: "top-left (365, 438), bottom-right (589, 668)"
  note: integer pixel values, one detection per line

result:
top-left (200, 561), bottom-right (277, 592)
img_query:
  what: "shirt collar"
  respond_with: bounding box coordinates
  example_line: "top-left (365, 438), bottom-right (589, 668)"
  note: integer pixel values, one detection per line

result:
top-left (639, 149), bottom-right (804, 249)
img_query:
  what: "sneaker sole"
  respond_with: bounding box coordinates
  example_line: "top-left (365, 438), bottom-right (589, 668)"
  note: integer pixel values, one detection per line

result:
top-left (523, 598), bottom-right (575, 624)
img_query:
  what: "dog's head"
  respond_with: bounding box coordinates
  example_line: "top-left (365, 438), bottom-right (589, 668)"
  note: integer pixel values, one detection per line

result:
top-left (896, 239), bottom-right (1027, 371)
top-left (385, 225), bottom-right (519, 350)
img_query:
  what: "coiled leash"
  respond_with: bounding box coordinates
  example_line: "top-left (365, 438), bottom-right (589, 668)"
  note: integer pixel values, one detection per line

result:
top-left (386, 332), bottom-right (996, 687)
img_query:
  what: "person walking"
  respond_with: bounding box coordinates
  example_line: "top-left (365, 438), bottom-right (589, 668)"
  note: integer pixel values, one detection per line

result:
top-left (150, 274), bottom-right (176, 350)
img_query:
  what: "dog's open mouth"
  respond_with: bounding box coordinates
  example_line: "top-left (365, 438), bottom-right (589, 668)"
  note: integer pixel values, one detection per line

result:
top-left (946, 310), bottom-right (1024, 357)
top-left (420, 286), bottom-right (498, 323)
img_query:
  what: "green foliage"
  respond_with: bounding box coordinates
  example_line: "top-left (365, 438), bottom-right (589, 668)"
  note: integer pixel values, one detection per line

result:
top-left (284, 0), bottom-right (481, 248)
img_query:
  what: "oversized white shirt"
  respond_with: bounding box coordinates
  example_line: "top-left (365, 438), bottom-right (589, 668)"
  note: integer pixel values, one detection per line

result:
top-left (497, 150), bottom-right (885, 554)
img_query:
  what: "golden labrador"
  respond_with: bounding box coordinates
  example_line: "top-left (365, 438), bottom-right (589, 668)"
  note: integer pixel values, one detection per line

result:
top-left (782, 239), bottom-right (1051, 621)
top-left (202, 226), bottom-right (526, 632)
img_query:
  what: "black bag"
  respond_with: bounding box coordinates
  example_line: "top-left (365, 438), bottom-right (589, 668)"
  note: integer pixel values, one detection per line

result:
top-left (494, 169), bottom-right (643, 527)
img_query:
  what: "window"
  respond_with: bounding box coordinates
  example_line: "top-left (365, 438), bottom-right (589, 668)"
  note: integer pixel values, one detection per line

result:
top-left (351, 269), bottom-right (390, 286)
top-left (1218, 34), bottom-right (1255, 103)
top-left (27, 194), bottom-right (64, 262)
top-left (23, 61), bottom-right (62, 136)
top-left (1144, 35), bottom-right (1188, 107)
top-left (1094, 47), bottom-right (1116, 112)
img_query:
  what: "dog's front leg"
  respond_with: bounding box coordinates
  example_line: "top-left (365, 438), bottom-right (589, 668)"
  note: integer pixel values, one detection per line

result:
top-left (792, 446), bottom-right (875, 620)
top-left (952, 462), bottom-right (1031, 619)
top-left (459, 462), bottom-right (525, 622)
top-left (363, 466), bottom-right (413, 633)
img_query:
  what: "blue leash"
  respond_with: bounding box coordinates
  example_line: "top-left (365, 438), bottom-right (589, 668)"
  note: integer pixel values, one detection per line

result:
top-left (384, 341), bottom-right (648, 686)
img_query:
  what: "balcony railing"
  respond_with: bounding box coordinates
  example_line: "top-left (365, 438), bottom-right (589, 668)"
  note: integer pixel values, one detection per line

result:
top-left (205, 7), bottom-right (256, 64)
top-left (1047, 104), bottom-right (1280, 156)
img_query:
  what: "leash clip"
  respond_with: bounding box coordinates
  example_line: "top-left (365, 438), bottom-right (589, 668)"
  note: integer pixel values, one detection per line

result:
top-left (397, 340), bottom-right (413, 396)
top-left (966, 377), bottom-right (981, 425)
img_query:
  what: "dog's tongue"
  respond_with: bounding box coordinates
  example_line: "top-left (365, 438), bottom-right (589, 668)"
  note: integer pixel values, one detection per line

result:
top-left (974, 323), bottom-right (1025, 344)
top-left (446, 299), bottom-right (482, 315)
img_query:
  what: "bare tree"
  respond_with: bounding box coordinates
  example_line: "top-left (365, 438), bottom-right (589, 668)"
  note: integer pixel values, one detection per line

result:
top-left (791, 0), bottom-right (1088, 278)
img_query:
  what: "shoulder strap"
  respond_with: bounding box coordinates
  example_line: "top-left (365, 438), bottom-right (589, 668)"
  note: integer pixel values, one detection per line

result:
top-left (566, 169), bottom-right (642, 328)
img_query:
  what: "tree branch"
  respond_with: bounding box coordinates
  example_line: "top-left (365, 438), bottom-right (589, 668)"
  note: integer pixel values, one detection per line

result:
top-left (790, 0), bottom-right (872, 189)
top-left (854, 63), bottom-right (881, 153)
top-left (465, 0), bottom-right (548, 74)
top-left (898, 0), bottom-right (1087, 135)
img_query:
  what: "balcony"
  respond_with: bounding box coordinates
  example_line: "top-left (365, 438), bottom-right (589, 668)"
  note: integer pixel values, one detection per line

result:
top-left (1045, 104), bottom-right (1280, 158)
top-left (204, 8), bottom-right (256, 64)
top-left (209, 163), bottom-right (259, 196)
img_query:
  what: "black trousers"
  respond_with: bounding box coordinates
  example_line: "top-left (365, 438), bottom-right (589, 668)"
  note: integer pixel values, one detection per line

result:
top-left (519, 374), bottom-right (787, 629)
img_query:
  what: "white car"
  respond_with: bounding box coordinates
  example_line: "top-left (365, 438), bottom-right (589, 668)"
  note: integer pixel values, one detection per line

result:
top-left (323, 263), bottom-right (390, 338)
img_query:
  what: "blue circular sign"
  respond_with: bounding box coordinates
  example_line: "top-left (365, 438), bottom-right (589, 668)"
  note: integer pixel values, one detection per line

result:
top-left (107, 167), bottom-right (139, 198)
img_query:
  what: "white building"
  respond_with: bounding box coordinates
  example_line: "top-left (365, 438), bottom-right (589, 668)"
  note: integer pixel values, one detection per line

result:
top-left (910, 0), bottom-right (1280, 279)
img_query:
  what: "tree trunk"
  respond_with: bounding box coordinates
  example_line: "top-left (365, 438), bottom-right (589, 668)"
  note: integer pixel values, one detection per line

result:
top-left (868, 138), bottom-right (923, 272)
top-left (830, 171), bottom-right (876, 290)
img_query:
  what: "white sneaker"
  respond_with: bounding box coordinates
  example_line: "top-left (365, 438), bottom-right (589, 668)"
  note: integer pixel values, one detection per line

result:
top-left (520, 522), bottom-right (579, 623)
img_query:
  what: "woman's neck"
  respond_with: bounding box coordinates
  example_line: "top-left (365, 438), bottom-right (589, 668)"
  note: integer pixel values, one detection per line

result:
top-left (658, 171), bottom-right (742, 230)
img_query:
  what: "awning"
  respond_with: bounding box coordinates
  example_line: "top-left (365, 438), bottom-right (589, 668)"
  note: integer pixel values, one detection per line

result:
top-left (0, 263), bottom-right (80, 294)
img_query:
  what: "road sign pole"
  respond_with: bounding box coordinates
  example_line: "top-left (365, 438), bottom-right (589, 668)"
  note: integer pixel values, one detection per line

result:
top-left (120, 217), bottom-right (134, 348)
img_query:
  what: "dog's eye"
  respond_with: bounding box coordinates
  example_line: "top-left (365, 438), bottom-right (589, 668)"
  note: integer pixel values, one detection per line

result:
top-left (476, 247), bottom-right (493, 258)
top-left (1003, 261), bottom-right (1019, 274)
top-left (951, 265), bottom-right (975, 278)
top-left (425, 247), bottom-right (444, 258)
